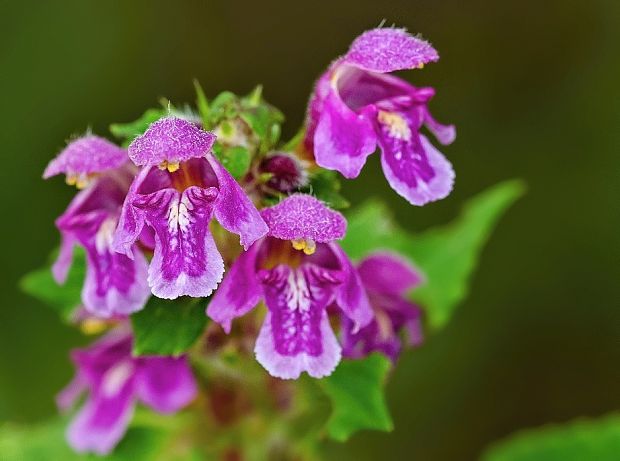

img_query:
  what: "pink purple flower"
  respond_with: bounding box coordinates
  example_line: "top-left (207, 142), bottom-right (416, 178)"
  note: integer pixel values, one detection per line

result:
top-left (341, 252), bottom-right (424, 362)
top-left (44, 136), bottom-right (151, 318)
top-left (207, 194), bottom-right (373, 379)
top-left (305, 27), bottom-right (456, 206)
top-left (113, 117), bottom-right (268, 299)
top-left (57, 328), bottom-right (197, 455)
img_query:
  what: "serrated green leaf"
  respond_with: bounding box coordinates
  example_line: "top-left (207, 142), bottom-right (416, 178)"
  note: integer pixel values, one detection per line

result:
top-left (482, 414), bottom-right (620, 461)
top-left (213, 144), bottom-right (251, 179)
top-left (305, 170), bottom-right (350, 209)
top-left (193, 79), bottom-right (210, 129)
top-left (342, 179), bottom-right (525, 329)
top-left (410, 180), bottom-right (525, 328)
top-left (131, 297), bottom-right (207, 356)
top-left (20, 247), bottom-right (86, 321)
top-left (321, 354), bottom-right (393, 441)
top-left (110, 108), bottom-right (166, 146)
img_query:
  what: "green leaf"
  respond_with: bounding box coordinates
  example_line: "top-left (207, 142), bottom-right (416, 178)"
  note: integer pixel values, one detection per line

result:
top-left (213, 144), bottom-right (251, 179)
top-left (245, 84), bottom-right (263, 107)
top-left (305, 170), bottom-right (350, 209)
top-left (131, 297), bottom-right (207, 356)
top-left (0, 413), bottom-right (201, 461)
top-left (321, 354), bottom-right (393, 441)
top-left (20, 247), bottom-right (86, 321)
top-left (342, 179), bottom-right (525, 329)
top-left (206, 91), bottom-right (238, 127)
top-left (193, 79), bottom-right (210, 129)
top-left (110, 108), bottom-right (166, 146)
top-left (482, 414), bottom-right (620, 461)
top-left (239, 104), bottom-right (283, 143)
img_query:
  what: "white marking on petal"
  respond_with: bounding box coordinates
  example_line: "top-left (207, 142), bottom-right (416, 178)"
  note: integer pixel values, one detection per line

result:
top-left (95, 217), bottom-right (118, 254)
top-left (167, 194), bottom-right (195, 233)
top-left (101, 361), bottom-right (134, 398)
top-left (285, 269), bottom-right (311, 312)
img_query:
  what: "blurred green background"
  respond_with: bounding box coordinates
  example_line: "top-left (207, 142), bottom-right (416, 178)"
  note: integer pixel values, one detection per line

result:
top-left (1, 0), bottom-right (618, 459)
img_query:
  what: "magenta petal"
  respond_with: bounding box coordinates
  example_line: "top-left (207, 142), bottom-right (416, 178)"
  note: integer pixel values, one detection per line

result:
top-left (56, 374), bottom-right (87, 412)
top-left (54, 176), bottom-right (150, 316)
top-left (379, 131), bottom-right (455, 206)
top-left (52, 234), bottom-right (76, 284)
top-left (208, 154), bottom-right (268, 250)
top-left (357, 252), bottom-right (424, 296)
top-left (260, 194), bottom-right (347, 242)
top-left (135, 357), bottom-right (197, 414)
top-left (128, 117), bottom-right (216, 167)
top-left (255, 310), bottom-right (341, 380)
top-left (404, 311), bottom-right (424, 347)
top-left (423, 108), bottom-right (457, 145)
top-left (82, 246), bottom-right (150, 318)
top-left (344, 27), bottom-right (439, 73)
top-left (113, 166), bottom-right (154, 258)
top-left (43, 135), bottom-right (128, 179)
top-left (66, 384), bottom-right (135, 455)
top-left (134, 186), bottom-right (224, 299)
top-left (255, 264), bottom-right (343, 379)
top-left (63, 330), bottom-right (140, 454)
top-left (314, 90), bottom-right (377, 179)
top-left (207, 242), bottom-right (262, 333)
top-left (330, 243), bottom-right (373, 330)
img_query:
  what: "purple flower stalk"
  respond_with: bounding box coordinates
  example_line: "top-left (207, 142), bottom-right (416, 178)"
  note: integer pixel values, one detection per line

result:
top-left (340, 252), bottom-right (424, 362)
top-left (44, 136), bottom-right (151, 317)
top-left (208, 194), bottom-right (373, 379)
top-left (113, 117), bottom-right (268, 299)
top-left (305, 27), bottom-right (456, 206)
top-left (57, 328), bottom-right (197, 455)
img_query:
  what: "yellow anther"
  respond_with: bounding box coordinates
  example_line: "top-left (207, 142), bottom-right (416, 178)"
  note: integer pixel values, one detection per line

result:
top-left (158, 161), bottom-right (180, 173)
top-left (302, 239), bottom-right (316, 255)
top-left (417, 62), bottom-right (425, 69)
top-left (80, 318), bottom-right (108, 335)
top-left (292, 238), bottom-right (316, 255)
top-left (65, 175), bottom-right (77, 186)
top-left (291, 239), bottom-right (306, 251)
top-left (76, 176), bottom-right (89, 189)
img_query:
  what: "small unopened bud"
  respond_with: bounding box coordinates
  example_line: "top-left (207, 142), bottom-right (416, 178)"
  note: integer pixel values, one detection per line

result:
top-left (259, 153), bottom-right (308, 193)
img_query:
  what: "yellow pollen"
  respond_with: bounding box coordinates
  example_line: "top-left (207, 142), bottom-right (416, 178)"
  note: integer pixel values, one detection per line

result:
top-left (291, 238), bottom-right (316, 255)
top-left (76, 177), bottom-right (89, 189)
top-left (377, 110), bottom-right (412, 141)
top-left (66, 173), bottom-right (93, 189)
top-left (302, 239), bottom-right (316, 255)
top-left (417, 62), bottom-right (425, 69)
top-left (158, 161), bottom-right (180, 173)
top-left (291, 239), bottom-right (306, 251)
top-left (80, 318), bottom-right (108, 335)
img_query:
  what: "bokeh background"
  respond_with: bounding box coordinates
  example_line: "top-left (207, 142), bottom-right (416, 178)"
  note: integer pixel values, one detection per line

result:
top-left (1, 1), bottom-right (618, 459)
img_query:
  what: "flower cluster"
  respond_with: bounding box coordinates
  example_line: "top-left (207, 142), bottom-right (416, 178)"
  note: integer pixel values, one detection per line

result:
top-left (42, 27), bottom-right (454, 454)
